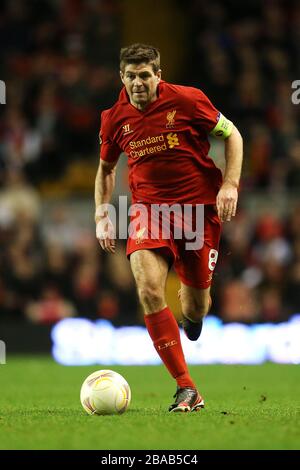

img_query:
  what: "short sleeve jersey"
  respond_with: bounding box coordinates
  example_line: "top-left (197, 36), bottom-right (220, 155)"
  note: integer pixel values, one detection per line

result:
top-left (99, 81), bottom-right (223, 204)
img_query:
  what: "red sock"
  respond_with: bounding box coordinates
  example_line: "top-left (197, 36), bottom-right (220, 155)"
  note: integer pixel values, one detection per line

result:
top-left (144, 306), bottom-right (195, 389)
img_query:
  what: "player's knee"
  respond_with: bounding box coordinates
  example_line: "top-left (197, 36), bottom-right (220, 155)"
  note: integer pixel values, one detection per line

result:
top-left (183, 299), bottom-right (209, 321)
top-left (138, 285), bottom-right (164, 313)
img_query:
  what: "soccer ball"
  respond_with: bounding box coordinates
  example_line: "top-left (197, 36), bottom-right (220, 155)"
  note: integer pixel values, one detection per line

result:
top-left (80, 369), bottom-right (131, 415)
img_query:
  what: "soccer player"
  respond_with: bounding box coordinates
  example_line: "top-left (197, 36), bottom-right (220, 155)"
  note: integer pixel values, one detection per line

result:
top-left (95, 44), bottom-right (243, 412)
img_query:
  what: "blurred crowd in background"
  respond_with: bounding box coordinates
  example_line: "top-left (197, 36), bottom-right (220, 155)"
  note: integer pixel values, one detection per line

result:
top-left (0, 0), bottom-right (300, 326)
top-left (186, 0), bottom-right (300, 191)
top-left (0, 0), bottom-right (120, 184)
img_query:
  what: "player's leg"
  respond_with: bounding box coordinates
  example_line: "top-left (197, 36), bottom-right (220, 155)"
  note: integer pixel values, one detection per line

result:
top-left (180, 284), bottom-right (212, 341)
top-left (130, 248), bottom-right (204, 412)
top-left (130, 248), bottom-right (168, 314)
top-left (175, 205), bottom-right (221, 341)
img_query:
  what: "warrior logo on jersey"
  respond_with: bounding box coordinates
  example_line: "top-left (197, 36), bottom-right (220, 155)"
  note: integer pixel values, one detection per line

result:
top-left (123, 123), bottom-right (133, 135)
top-left (166, 110), bottom-right (176, 128)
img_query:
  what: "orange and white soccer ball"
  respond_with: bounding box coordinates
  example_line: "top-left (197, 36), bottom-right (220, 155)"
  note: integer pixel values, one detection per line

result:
top-left (80, 370), bottom-right (131, 415)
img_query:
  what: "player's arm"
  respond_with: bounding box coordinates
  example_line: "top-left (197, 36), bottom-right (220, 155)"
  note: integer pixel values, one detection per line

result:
top-left (194, 90), bottom-right (243, 223)
top-left (95, 109), bottom-right (122, 253)
top-left (211, 119), bottom-right (243, 222)
top-left (95, 158), bottom-right (117, 211)
top-left (95, 158), bottom-right (118, 253)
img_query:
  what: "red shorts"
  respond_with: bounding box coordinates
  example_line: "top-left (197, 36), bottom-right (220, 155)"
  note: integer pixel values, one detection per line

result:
top-left (126, 204), bottom-right (221, 289)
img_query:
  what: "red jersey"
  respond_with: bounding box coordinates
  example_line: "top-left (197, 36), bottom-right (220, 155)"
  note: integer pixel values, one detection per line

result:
top-left (99, 81), bottom-right (223, 204)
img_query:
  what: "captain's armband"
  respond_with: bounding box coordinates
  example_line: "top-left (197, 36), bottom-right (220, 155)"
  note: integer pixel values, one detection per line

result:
top-left (210, 113), bottom-right (233, 139)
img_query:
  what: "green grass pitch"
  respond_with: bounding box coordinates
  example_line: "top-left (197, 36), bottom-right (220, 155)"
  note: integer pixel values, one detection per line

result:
top-left (0, 356), bottom-right (299, 450)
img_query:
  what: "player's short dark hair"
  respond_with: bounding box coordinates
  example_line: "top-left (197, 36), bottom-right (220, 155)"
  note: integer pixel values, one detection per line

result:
top-left (120, 43), bottom-right (160, 73)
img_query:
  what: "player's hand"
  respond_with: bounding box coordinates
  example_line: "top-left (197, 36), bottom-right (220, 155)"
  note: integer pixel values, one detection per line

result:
top-left (95, 215), bottom-right (116, 253)
top-left (216, 182), bottom-right (238, 222)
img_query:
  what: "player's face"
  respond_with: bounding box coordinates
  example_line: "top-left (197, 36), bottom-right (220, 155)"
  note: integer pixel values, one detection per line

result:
top-left (120, 63), bottom-right (161, 110)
